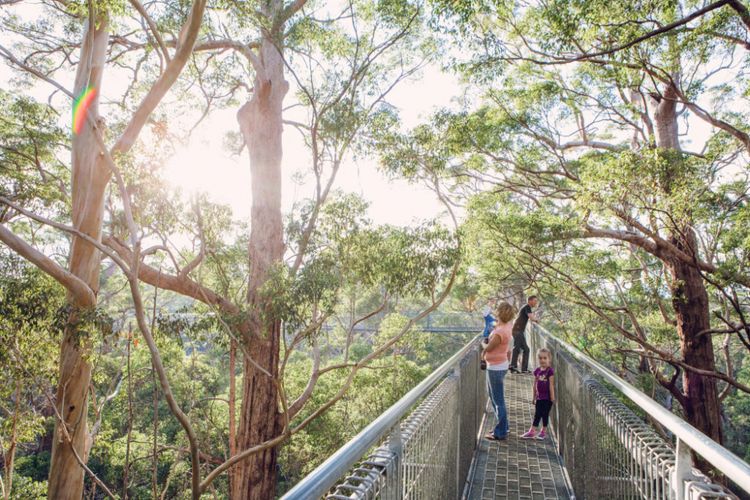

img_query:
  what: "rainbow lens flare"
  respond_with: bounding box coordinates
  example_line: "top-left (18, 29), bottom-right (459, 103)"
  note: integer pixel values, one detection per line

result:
top-left (72, 86), bottom-right (97, 135)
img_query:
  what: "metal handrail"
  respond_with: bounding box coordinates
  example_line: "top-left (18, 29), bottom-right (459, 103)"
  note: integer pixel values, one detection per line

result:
top-left (532, 323), bottom-right (750, 494)
top-left (281, 335), bottom-right (481, 500)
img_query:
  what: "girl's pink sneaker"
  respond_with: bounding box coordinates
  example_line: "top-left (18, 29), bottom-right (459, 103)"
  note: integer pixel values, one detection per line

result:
top-left (520, 429), bottom-right (536, 439)
top-left (535, 430), bottom-right (547, 440)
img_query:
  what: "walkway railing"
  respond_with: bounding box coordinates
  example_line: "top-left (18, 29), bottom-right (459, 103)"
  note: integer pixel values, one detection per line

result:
top-left (284, 322), bottom-right (750, 499)
top-left (529, 323), bottom-right (749, 499)
top-left (318, 311), bottom-right (483, 334)
top-left (281, 335), bottom-right (485, 499)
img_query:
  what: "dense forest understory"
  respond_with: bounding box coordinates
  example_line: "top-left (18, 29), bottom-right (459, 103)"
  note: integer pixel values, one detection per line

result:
top-left (1, 0), bottom-right (750, 498)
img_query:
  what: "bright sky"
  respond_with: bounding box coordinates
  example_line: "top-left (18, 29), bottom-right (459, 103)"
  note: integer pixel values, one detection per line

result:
top-left (3, 1), bottom-right (742, 231)
top-left (162, 66), bottom-right (464, 227)
top-left (0, 1), bottom-right (464, 229)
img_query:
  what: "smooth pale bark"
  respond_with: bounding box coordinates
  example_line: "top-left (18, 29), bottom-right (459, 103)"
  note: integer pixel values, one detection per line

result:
top-left (0, 225), bottom-right (95, 305)
top-left (653, 82), bottom-right (680, 151)
top-left (652, 82), bottom-right (723, 449)
top-left (49, 4), bottom-right (208, 489)
top-left (0, 2), bottom-right (207, 496)
top-left (47, 17), bottom-right (110, 500)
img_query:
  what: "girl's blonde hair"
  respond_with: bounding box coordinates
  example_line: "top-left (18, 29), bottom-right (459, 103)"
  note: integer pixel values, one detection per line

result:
top-left (537, 348), bottom-right (552, 361)
top-left (495, 301), bottom-right (517, 323)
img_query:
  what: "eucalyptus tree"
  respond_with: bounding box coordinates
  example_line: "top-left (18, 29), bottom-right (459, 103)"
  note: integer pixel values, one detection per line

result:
top-left (380, 0), bottom-right (750, 458)
top-left (0, 0), bottom-right (207, 496)
top-left (3, 0), bottom-right (449, 498)
top-left (98, 2), bottom-right (444, 497)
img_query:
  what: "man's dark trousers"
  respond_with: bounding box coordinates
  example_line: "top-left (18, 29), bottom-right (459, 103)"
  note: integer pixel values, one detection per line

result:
top-left (510, 329), bottom-right (530, 372)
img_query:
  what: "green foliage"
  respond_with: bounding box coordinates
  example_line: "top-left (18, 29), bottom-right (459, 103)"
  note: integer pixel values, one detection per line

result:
top-left (84, 328), bottom-right (234, 498)
top-left (279, 321), bottom-right (471, 493)
top-left (0, 0), bottom-right (456, 497)
top-left (725, 363), bottom-right (750, 462)
top-left (5, 0), bottom-right (750, 493)
top-left (6, 474), bottom-right (47, 499)
top-left (393, 0), bottom-right (750, 466)
top-left (63, 0), bottom-right (127, 19)
top-left (0, 254), bottom-right (64, 497)
top-left (0, 91), bottom-right (68, 211)
top-left (272, 193), bottom-right (459, 334)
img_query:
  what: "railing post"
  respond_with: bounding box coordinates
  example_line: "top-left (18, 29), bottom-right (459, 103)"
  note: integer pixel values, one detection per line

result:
top-left (672, 437), bottom-right (693, 500)
top-left (386, 424), bottom-right (403, 499)
top-left (453, 365), bottom-right (462, 498)
top-left (476, 346), bottom-right (482, 439)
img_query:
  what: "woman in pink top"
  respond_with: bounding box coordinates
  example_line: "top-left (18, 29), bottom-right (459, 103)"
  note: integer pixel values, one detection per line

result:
top-left (481, 302), bottom-right (516, 440)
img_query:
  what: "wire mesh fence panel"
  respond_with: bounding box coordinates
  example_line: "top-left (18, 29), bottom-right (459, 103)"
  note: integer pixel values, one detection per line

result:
top-left (324, 341), bottom-right (484, 500)
top-left (401, 379), bottom-right (457, 499)
top-left (528, 324), bottom-right (738, 500)
top-left (297, 324), bottom-right (748, 500)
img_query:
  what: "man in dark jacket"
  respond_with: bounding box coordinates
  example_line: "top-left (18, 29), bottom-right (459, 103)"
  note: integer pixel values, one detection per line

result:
top-left (509, 295), bottom-right (539, 374)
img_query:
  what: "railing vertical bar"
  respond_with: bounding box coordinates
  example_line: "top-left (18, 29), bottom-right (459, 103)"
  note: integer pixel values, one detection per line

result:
top-left (453, 366), bottom-right (461, 499)
top-left (673, 437), bottom-right (692, 500)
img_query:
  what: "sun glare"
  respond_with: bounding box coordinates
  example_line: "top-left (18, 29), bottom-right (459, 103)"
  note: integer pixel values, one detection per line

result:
top-left (162, 140), bottom-right (251, 218)
top-left (161, 136), bottom-right (453, 227)
top-left (154, 64), bottom-right (461, 227)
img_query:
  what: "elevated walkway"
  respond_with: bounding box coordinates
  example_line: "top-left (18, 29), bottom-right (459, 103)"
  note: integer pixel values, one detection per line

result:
top-left (282, 325), bottom-right (750, 500)
top-left (468, 372), bottom-right (571, 499)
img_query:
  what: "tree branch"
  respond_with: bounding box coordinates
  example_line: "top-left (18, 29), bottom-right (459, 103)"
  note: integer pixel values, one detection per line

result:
top-left (128, 0), bottom-right (171, 63)
top-left (103, 236), bottom-right (238, 315)
top-left (728, 0), bottom-right (750, 31)
top-left (0, 225), bottom-right (96, 306)
top-left (286, 339), bottom-right (320, 419)
top-left (0, 43), bottom-right (74, 98)
top-left (113, 0), bottom-right (207, 153)
top-left (501, 0), bottom-right (734, 66)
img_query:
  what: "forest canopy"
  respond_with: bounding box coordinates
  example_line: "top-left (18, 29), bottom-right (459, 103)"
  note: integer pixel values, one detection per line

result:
top-left (1, 0), bottom-right (750, 498)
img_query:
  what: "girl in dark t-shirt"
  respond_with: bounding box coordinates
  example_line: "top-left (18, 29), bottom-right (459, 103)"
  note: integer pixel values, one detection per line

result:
top-left (520, 348), bottom-right (556, 440)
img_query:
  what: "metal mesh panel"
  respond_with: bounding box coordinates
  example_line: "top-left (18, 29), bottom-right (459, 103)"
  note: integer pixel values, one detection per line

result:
top-left (308, 324), bottom-right (745, 500)
top-left (326, 342), bottom-right (485, 499)
top-left (528, 325), bottom-right (737, 500)
top-left (457, 351), bottom-right (485, 494)
top-left (401, 376), bottom-right (458, 499)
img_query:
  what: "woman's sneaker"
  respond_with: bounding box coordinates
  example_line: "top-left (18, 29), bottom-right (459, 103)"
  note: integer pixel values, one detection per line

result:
top-left (535, 430), bottom-right (547, 440)
top-left (520, 430), bottom-right (536, 439)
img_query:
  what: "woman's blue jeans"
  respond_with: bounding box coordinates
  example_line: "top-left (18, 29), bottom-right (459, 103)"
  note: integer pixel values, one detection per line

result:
top-left (486, 369), bottom-right (509, 438)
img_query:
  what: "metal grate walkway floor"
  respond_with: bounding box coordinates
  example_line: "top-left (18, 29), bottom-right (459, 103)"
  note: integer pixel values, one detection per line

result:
top-left (466, 371), bottom-right (573, 500)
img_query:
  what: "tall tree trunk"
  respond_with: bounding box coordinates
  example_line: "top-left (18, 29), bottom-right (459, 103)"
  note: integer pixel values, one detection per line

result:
top-left (232, 31), bottom-right (289, 499)
top-left (667, 249), bottom-right (723, 444)
top-left (47, 16), bottom-right (110, 500)
top-left (653, 80), bottom-right (723, 447)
